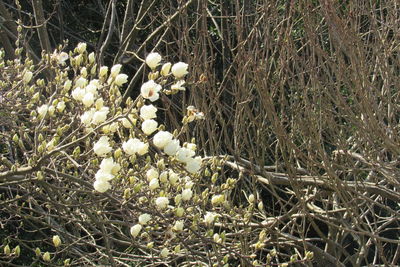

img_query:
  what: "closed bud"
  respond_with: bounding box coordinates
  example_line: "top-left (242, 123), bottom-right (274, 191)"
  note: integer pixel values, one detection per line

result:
top-left (35, 247), bottom-right (41, 257)
top-left (52, 235), bottom-right (61, 248)
top-left (12, 134), bottom-right (19, 143)
top-left (43, 251), bottom-right (51, 262)
top-left (64, 258), bottom-right (71, 266)
top-left (4, 244), bottom-right (10, 255)
top-left (13, 245), bottom-right (20, 257)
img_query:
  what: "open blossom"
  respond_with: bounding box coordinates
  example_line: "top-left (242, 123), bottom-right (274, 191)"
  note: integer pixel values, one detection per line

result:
top-left (140, 104), bottom-right (157, 120)
top-left (152, 131), bottom-right (173, 149)
top-left (171, 62), bottom-right (188, 79)
top-left (81, 109), bottom-right (95, 126)
top-left (57, 52), bottom-right (69, 65)
top-left (92, 107), bottom-right (109, 125)
top-left (71, 87), bottom-right (85, 101)
top-left (99, 157), bottom-right (120, 175)
top-left (141, 119), bottom-right (158, 135)
top-left (181, 188), bottom-right (193, 201)
top-left (95, 170), bottom-right (114, 182)
top-left (115, 73), bottom-right (128, 86)
top-left (93, 136), bottom-right (112, 157)
top-left (168, 171), bottom-right (180, 185)
top-left (185, 156), bottom-right (202, 173)
top-left (130, 224), bottom-right (142, 237)
top-left (145, 52), bottom-right (162, 69)
top-left (82, 92), bottom-right (95, 107)
top-left (93, 180), bottom-right (111, 193)
top-left (149, 178), bottom-right (160, 190)
top-left (155, 197), bottom-right (169, 209)
top-left (75, 77), bottom-right (87, 88)
top-left (141, 80), bottom-right (162, 102)
top-left (122, 138), bottom-right (148, 155)
top-left (171, 80), bottom-right (185, 91)
top-left (173, 220), bottom-right (184, 232)
top-left (77, 42), bottom-right (87, 54)
top-left (204, 212), bottom-right (217, 224)
top-left (164, 139), bottom-right (180, 156)
top-left (85, 84), bottom-right (98, 95)
top-left (146, 168), bottom-right (159, 181)
top-left (176, 147), bottom-right (195, 163)
top-left (138, 213), bottom-right (151, 225)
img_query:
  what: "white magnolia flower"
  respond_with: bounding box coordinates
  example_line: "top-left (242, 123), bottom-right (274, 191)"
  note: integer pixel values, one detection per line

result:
top-left (77, 42), bottom-right (87, 54)
top-left (71, 87), bottom-right (85, 101)
top-left (168, 170), bottom-right (179, 185)
top-left (99, 157), bottom-right (120, 174)
top-left (181, 188), bottom-right (193, 201)
top-left (171, 62), bottom-right (188, 79)
top-left (82, 92), bottom-right (95, 107)
top-left (23, 71), bottom-right (33, 84)
top-left (93, 136), bottom-right (112, 157)
top-left (52, 235), bottom-right (62, 247)
top-left (159, 171), bottom-right (169, 183)
top-left (88, 52), bottom-right (95, 64)
top-left (92, 107), bottom-right (109, 125)
top-left (122, 138), bottom-right (138, 155)
top-left (140, 104), bottom-right (157, 120)
top-left (164, 139), bottom-right (180, 156)
top-left (95, 170), bottom-right (114, 182)
top-left (204, 212), bottom-right (217, 224)
top-left (160, 62), bottom-right (172, 76)
top-left (56, 101), bottom-right (66, 113)
top-left (130, 224), bottom-right (142, 238)
top-left (176, 147), bottom-right (195, 163)
top-left (80, 67), bottom-right (88, 77)
top-left (155, 197), bottom-right (169, 209)
top-left (146, 168), bottom-right (159, 181)
top-left (145, 52), bottom-right (162, 69)
top-left (75, 77), bottom-right (87, 88)
top-left (93, 180), bottom-right (111, 193)
top-left (115, 73), bottom-right (128, 86)
top-left (95, 98), bottom-right (104, 110)
top-left (141, 80), bottom-right (162, 102)
top-left (149, 178), bottom-right (160, 190)
top-left (99, 66), bottom-right (108, 77)
top-left (80, 109), bottom-right (95, 126)
top-left (173, 220), bottom-right (184, 232)
top-left (171, 80), bottom-right (185, 91)
top-left (85, 84), bottom-right (98, 95)
top-left (136, 141), bottom-right (149, 155)
top-left (110, 64), bottom-right (122, 77)
top-left (58, 52), bottom-right (69, 65)
top-left (185, 156), bottom-right (202, 173)
top-left (186, 143), bottom-right (197, 151)
top-left (141, 119), bottom-right (158, 135)
top-left (152, 131), bottom-right (173, 149)
top-left (138, 213), bottom-right (151, 225)
top-left (37, 104), bottom-right (49, 118)
top-left (211, 194), bottom-right (224, 206)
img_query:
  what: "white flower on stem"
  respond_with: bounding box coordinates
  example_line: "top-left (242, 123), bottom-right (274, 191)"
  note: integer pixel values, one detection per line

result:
top-left (23, 71), bottom-right (33, 84)
top-left (171, 80), bottom-right (185, 91)
top-left (146, 168), bottom-right (159, 181)
top-left (95, 170), bottom-right (114, 182)
top-left (145, 52), bottom-right (162, 69)
top-left (82, 92), bottom-right (95, 107)
top-left (37, 104), bottom-right (49, 118)
top-left (138, 213), bottom-right (151, 225)
top-left (92, 107), bottom-right (109, 125)
top-left (136, 141), bottom-right (149, 155)
top-left (141, 80), bottom-right (162, 102)
top-left (75, 77), bottom-right (87, 88)
top-left (159, 171), bottom-right (169, 183)
top-left (93, 136), bottom-right (112, 157)
top-left (56, 101), bottom-right (66, 113)
top-left (211, 194), bottom-right (224, 206)
top-left (140, 104), bottom-right (157, 120)
top-left (80, 67), bottom-right (88, 77)
top-left (52, 235), bottom-right (61, 248)
top-left (99, 157), bottom-right (120, 175)
top-left (204, 212), bottom-right (217, 224)
top-left (173, 220), bottom-right (184, 232)
top-left (168, 170), bottom-right (179, 185)
top-left (58, 52), bottom-right (69, 65)
top-left (185, 156), bottom-right (202, 174)
top-left (93, 180), bottom-right (111, 193)
top-left (115, 73), bottom-right (128, 86)
top-left (152, 131), bottom-right (173, 149)
top-left (186, 143), bottom-right (197, 151)
top-left (130, 224), bottom-right (142, 238)
top-left (99, 66), bottom-right (108, 77)
top-left (181, 188), bottom-right (193, 201)
top-left (160, 62), bottom-right (172, 76)
top-left (171, 62), bottom-right (188, 79)
top-left (155, 197), bottom-right (169, 209)
top-left (77, 42), bottom-right (87, 54)
top-left (141, 119), bottom-right (158, 135)
top-left (80, 109), bottom-right (95, 126)
top-left (110, 64), bottom-right (122, 77)
top-left (85, 84), bottom-right (98, 95)
top-left (95, 98), bottom-right (104, 110)
top-left (88, 52), bottom-right (95, 63)
top-left (71, 87), bottom-right (85, 101)
top-left (176, 147), bottom-right (195, 163)
top-left (149, 178), bottom-right (160, 190)
top-left (164, 139), bottom-right (180, 156)
top-left (160, 248), bottom-right (170, 258)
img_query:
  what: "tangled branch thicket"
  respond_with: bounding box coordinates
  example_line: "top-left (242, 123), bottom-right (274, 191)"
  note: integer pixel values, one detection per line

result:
top-left (1, 0), bottom-right (400, 266)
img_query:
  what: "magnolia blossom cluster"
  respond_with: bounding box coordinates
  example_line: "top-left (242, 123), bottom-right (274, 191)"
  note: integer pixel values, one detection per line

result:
top-left (93, 157), bottom-right (120, 193)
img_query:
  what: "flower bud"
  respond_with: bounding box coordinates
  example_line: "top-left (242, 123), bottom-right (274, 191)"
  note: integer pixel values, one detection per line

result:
top-left (171, 62), bottom-right (188, 79)
top-left (88, 52), bottom-right (95, 64)
top-left (3, 244), bottom-right (10, 255)
top-left (52, 235), bottom-right (61, 248)
top-left (23, 71), bottom-right (33, 84)
top-left (145, 52), bottom-right (162, 69)
top-left (77, 42), bottom-right (87, 54)
top-left (43, 251), bottom-right (51, 262)
top-left (160, 62), bottom-right (171, 76)
top-left (130, 224), bottom-right (142, 237)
